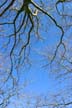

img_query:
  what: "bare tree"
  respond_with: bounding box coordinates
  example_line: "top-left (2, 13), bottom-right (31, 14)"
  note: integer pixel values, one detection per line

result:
top-left (0, 0), bottom-right (72, 108)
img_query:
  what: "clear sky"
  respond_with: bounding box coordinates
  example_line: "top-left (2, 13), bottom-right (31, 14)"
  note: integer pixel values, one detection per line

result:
top-left (0, 0), bottom-right (72, 108)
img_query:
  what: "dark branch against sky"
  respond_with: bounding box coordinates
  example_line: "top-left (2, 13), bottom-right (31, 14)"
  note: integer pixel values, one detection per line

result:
top-left (0, 0), bottom-right (72, 108)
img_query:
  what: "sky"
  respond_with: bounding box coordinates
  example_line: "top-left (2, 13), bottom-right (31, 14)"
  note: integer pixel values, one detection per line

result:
top-left (0, 0), bottom-right (72, 108)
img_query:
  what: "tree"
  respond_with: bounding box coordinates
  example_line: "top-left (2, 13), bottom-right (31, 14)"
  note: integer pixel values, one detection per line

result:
top-left (0, 0), bottom-right (72, 108)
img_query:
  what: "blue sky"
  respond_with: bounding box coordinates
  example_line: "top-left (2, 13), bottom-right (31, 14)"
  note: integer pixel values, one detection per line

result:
top-left (0, 0), bottom-right (72, 108)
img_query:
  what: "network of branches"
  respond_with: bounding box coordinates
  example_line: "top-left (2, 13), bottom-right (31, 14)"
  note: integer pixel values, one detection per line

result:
top-left (0, 0), bottom-right (66, 69)
top-left (0, 0), bottom-right (72, 108)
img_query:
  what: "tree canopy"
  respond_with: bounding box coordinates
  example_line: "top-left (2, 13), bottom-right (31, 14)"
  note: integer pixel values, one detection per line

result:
top-left (0, 0), bottom-right (72, 108)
